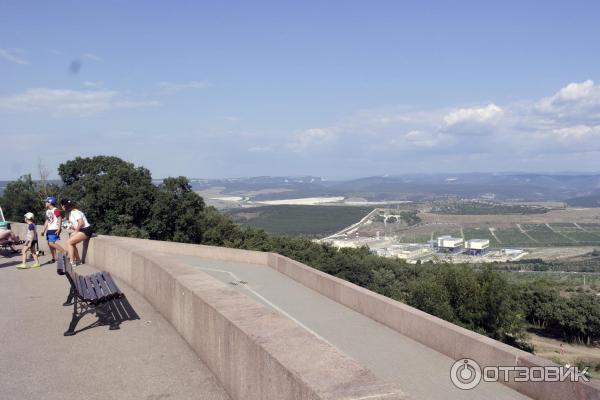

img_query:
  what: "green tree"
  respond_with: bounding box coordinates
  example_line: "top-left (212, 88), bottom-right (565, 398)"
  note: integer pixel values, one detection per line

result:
top-left (58, 156), bottom-right (156, 236)
top-left (0, 174), bottom-right (45, 222)
top-left (477, 266), bottom-right (524, 341)
top-left (147, 176), bottom-right (206, 243)
top-left (406, 279), bottom-right (456, 322)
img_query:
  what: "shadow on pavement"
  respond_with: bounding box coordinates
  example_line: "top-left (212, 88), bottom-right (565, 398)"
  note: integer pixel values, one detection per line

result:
top-left (0, 259), bottom-right (25, 269)
top-left (65, 296), bottom-right (141, 336)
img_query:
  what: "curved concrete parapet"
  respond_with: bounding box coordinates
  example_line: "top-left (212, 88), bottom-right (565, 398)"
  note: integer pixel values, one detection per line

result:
top-left (10, 223), bottom-right (600, 400)
top-left (86, 233), bottom-right (600, 400)
top-left (83, 235), bottom-right (408, 400)
top-left (266, 254), bottom-right (600, 400)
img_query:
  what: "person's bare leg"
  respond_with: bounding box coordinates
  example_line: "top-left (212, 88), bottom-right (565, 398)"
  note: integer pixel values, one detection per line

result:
top-left (67, 242), bottom-right (76, 265)
top-left (49, 241), bottom-right (65, 256)
top-left (68, 233), bottom-right (87, 264)
top-left (54, 242), bottom-right (65, 253)
top-left (21, 247), bottom-right (27, 265)
top-left (73, 245), bottom-right (81, 263)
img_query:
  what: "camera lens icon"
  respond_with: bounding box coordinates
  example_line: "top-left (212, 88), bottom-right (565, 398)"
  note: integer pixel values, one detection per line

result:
top-left (450, 358), bottom-right (482, 390)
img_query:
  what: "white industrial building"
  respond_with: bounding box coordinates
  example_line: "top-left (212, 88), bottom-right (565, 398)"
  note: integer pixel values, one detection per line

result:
top-left (389, 244), bottom-right (431, 259)
top-left (465, 239), bottom-right (490, 255)
top-left (436, 236), bottom-right (464, 253)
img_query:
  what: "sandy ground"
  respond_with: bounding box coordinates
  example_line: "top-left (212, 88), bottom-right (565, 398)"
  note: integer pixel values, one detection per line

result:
top-left (256, 196), bottom-right (345, 205)
top-left (210, 196), bottom-right (243, 202)
top-left (524, 246), bottom-right (599, 260)
top-left (530, 331), bottom-right (600, 376)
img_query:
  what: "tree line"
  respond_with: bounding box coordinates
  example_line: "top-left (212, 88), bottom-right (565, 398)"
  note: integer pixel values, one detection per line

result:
top-left (2, 156), bottom-right (599, 349)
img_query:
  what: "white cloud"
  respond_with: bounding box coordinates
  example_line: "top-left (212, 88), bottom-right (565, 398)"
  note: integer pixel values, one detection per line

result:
top-left (537, 80), bottom-right (600, 117)
top-left (548, 80), bottom-right (593, 102)
top-left (444, 103), bottom-right (504, 125)
top-left (83, 81), bottom-right (104, 87)
top-left (0, 48), bottom-right (29, 65)
top-left (82, 53), bottom-right (101, 61)
top-left (0, 88), bottom-right (159, 115)
top-left (286, 80), bottom-right (600, 163)
top-left (156, 81), bottom-right (212, 93)
top-left (290, 128), bottom-right (337, 151)
top-left (551, 125), bottom-right (600, 140)
top-left (393, 130), bottom-right (443, 147)
top-left (248, 145), bottom-right (273, 152)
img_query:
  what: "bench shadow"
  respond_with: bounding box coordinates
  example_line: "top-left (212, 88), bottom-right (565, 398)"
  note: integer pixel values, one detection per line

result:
top-left (65, 296), bottom-right (140, 336)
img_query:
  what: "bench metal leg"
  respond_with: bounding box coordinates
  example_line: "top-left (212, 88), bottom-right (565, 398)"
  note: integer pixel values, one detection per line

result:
top-left (64, 298), bottom-right (122, 336)
top-left (64, 297), bottom-right (82, 336)
top-left (63, 288), bottom-right (75, 306)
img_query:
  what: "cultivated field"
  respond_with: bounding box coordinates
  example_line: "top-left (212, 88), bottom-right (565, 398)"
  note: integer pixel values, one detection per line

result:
top-left (419, 208), bottom-right (600, 226)
top-left (338, 207), bottom-right (600, 260)
top-left (394, 222), bottom-right (600, 248)
top-left (228, 205), bottom-right (373, 238)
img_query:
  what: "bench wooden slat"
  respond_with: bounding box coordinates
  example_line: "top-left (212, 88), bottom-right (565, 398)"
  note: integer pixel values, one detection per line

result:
top-left (91, 273), bottom-right (110, 300)
top-left (76, 275), bottom-right (88, 300)
top-left (102, 272), bottom-right (122, 297)
top-left (94, 273), bottom-right (114, 299)
top-left (72, 272), bottom-right (82, 297)
top-left (84, 276), bottom-right (99, 302)
top-left (89, 274), bottom-right (104, 299)
top-left (78, 275), bottom-right (95, 302)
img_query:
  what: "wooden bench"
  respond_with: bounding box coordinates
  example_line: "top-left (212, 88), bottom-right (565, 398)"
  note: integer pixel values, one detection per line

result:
top-left (57, 254), bottom-right (125, 336)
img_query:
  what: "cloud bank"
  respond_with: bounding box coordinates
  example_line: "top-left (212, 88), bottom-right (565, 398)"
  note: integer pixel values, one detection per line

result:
top-left (0, 88), bottom-right (159, 115)
top-left (290, 80), bottom-right (600, 164)
top-left (0, 48), bottom-right (29, 65)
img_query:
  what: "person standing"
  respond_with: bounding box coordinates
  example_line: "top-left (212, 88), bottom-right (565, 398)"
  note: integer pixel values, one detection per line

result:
top-left (60, 198), bottom-right (94, 267)
top-left (41, 196), bottom-right (65, 263)
top-left (16, 212), bottom-right (40, 269)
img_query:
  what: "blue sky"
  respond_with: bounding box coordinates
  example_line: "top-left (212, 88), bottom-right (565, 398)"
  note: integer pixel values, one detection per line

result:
top-left (2, 1), bottom-right (600, 179)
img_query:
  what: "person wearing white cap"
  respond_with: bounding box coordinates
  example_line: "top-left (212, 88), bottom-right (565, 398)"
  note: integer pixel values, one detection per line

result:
top-left (16, 212), bottom-right (40, 269)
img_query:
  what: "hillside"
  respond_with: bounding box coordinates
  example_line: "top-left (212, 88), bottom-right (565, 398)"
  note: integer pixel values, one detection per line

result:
top-left (228, 205), bottom-right (372, 238)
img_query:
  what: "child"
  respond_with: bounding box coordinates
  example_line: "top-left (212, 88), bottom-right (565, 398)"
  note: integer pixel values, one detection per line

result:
top-left (16, 212), bottom-right (40, 269)
top-left (41, 196), bottom-right (65, 263)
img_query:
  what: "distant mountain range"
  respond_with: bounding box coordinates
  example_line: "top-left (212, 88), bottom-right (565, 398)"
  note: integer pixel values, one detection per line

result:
top-left (4, 173), bottom-right (600, 205)
top-left (189, 173), bottom-right (600, 204)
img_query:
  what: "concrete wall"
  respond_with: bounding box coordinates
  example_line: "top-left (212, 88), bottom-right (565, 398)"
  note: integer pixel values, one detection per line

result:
top-left (12, 224), bottom-right (600, 400)
top-left (9, 224), bottom-right (406, 400)
top-left (267, 254), bottom-right (600, 400)
top-left (92, 233), bottom-right (600, 400)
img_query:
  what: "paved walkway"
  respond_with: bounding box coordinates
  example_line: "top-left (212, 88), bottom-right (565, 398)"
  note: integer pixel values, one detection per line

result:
top-left (176, 255), bottom-right (532, 400)
top-left (0, 253), bottom-right (230, 400)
